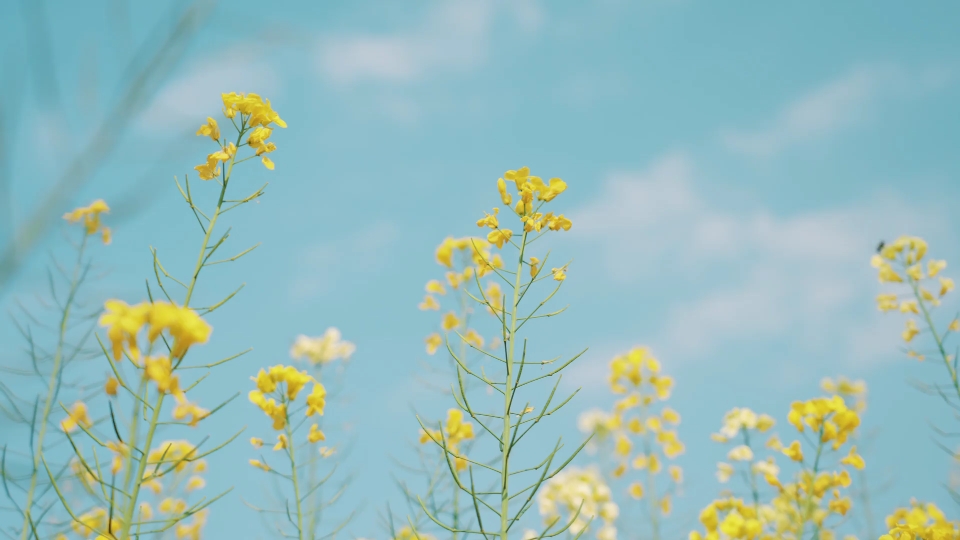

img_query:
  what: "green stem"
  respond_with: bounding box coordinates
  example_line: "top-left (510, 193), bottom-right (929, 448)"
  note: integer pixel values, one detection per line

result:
top-left (741, 428), bottom-right (761, 511)
top-left (285, 399), bottom-right (306, 540)
top-left (799, 426), bottom-right (826, 540)
top-left (20, 234), bottom-right (88, 539)
top-left (501, 230), bottom-right (527, 540)
top-left (116, 125), bottom-right (244, 539)
top-left (911, 279), bottom-right (960, 402)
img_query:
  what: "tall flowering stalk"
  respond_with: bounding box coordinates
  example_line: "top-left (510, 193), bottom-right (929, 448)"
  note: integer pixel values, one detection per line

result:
top-left (602, 348), bottom-right (684, 540)
top-left (247, 364), bottom-right (330, 540)
top-left (415, 167), bottom-right (585, 540)
top-left (872, 236), bottom-right (957, 395)
top-left (0, 201), bottom-right (110, 539)
top-left (690, 397), bottom-right (865, 540)
top-left (393, 236), bottom-right (503, 537)
top-left (41, 92), bottom-right (285, 539)
top-left (819, 377), bottom-right (877, 540)
top-left (288, 329), bottom-right (356, 537)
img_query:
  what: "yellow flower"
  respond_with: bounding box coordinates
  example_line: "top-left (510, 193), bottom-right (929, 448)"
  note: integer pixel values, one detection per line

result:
top-left (546, 213), bottom-right (572, 231)
top-left (899, 300), bottom-right (919, 314)
top-left (669, 465), bottom-right (683, 483)
top-left (907, 264), bottom-right (924, 281)
top-left (727, 445), bottom-right (754, 461)
top-left (441, 312), bottom-right (460, 331)
top-left (274, 434), bottom-right (288, 451)
top-left (940, 277), bottom-right (955, 297)
top-left (99, 300), bottom-right (150, 361)
top-left (783, 440), bottom-right (804, 462)
top-left (716, 462), bottom-right (734, 483)
top-left (425, 333), bottom-right (443, 355)
top-left (487, 228), bottom-right (512, 249)
top-left (186, 476), bottom-right (206, 491)
top-left (61, 401), bottom-right (92, 432)
top-left (194, 154), bottom-right (221, 180)
top-left (840, 446), bottom-right (865, 470)
top-left (928, 259), bottom-right (947, 277)
top-left (144, 355), bottom-right (181, 395)
top-left (308, 424), bottom-right (325, 443)
top-left (249, 459), bottom-right (270, 472)
top-left (426, 279), bottom-right (446, 295)
top-left (629, 482), bottom-right (644, 499)
top-left (250, 437), bottom-right (264, 448)
top-left (903, 319), bottom-right (919, 342)
top-left (871, 294), bottom-right (895, 313)
top-left (63, 199), bottom-right (112, 242)
top-left (306, 383), bottom-right (327, 417)
top-left (196, 117), bottom-right (220, 141)
top-left (477, 208), bottom-right (499, 229)
top-left (464, 329), bottom-right (485, 349)
top-left (497, 178), bottom-right (512, 205)
top-left (551, 267), bottom-right (566, 281)
top-left (418, 295), bottom-right (440, 310)
top-left (289, 328), bottom-right (355, 364)
top-left (105, 377), bottom-right (119, 396)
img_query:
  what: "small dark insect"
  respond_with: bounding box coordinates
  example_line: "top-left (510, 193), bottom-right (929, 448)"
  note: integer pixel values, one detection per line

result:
top-left (876, 240), bottom-right (885, 253)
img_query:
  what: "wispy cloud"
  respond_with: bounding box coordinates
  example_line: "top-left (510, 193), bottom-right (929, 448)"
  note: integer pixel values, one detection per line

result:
top-left (289, 221), bottom-right (399, 301)
top-left (314, 0), bottom-right (542, 86)
top-left (138, 48), bottom-right (281, 133)
top-left (570, 153), bottom-right (953, 365)
top-left (720, 63), bottom-right (953, 157)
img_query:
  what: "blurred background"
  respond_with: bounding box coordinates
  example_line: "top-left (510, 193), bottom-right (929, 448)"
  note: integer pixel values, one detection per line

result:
top-left (3, 0), bottom-right (960, 537)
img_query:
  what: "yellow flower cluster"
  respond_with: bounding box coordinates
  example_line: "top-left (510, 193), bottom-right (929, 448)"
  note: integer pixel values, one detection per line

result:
top-left (538, 467), bottom-right (618, 540)
top-left (61, 401), bottom-right (92, 432)
top-left (62, 199), bottom-right (112, 244)
top-left (419, 408), bottom-right (475, 471)
top-left (94, 300), bottom-right (212, 429)
top-left (193, 92), bottom-right (286, 180)
top-left (711, 408), bottom-right (776, 485)
top-left (785, 395), bottom-right (861, 452)
top-left (583, 347), bottom-right (682, 537)
top-left (692, 393), bottom-right (866, 540)
top-left (249, 364), bottom-right (326, 430)
top-left (820, 376), bottom-right (867, 414)
top-left (479, 166), bottom-right (571, 280)
top-left (421, 236), bottom-right (503, 355)
top-left (577, 408), bottom-right (621, 444)
top-left (882, 500), bottom-right (959, 539)
top-left (872, 235), bottom-right (955, 346)
top-left (99, 300), bottom-right (212, 362)
top-left (68, 507), bottom-right (122, 539)
top-left (689, 497), bottom-right (766, 540)
top-left (289, 328), bottom-right (356, 365)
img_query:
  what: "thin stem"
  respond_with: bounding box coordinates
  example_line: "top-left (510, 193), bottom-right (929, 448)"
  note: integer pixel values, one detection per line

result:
top-left (501, 230), bottom-right (527, 539)
top-left (20, 234), bottom-right (88, 539)
top-left (285, 398), bottom-right (306, 540)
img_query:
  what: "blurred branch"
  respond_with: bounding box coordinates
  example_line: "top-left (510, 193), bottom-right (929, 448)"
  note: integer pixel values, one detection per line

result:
top-left (0, 0), bottom-right (216, 296)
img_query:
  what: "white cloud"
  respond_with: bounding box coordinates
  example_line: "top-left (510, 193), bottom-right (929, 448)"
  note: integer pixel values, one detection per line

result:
top-left (289, 221), bottom-right (399, 300)
top-left (721, 64), bottom-right (953, 157)
top-left (138, 48), bottom-right (280, 133)
top-left (315, 0), bottom-right (542, 86)
top-left (570, 153), bottom-right (953, 365)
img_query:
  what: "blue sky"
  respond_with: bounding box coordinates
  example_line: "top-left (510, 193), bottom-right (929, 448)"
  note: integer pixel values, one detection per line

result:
top-left (4, 0), bottom-right (960, 537)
